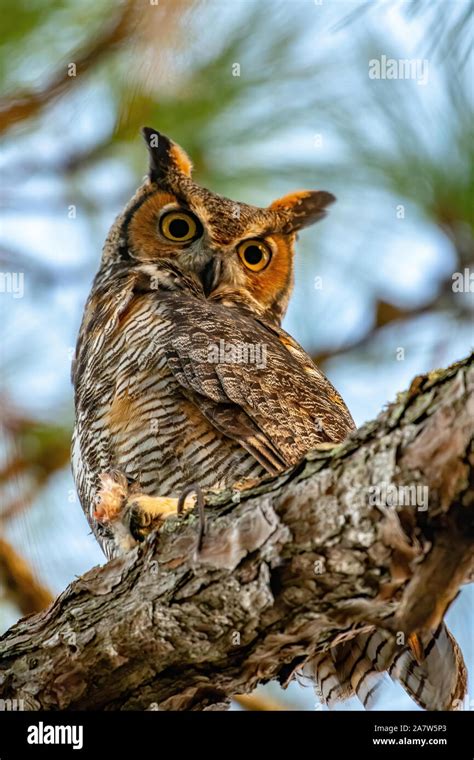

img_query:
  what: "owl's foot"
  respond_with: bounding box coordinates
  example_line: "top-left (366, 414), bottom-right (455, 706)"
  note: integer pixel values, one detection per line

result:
top-left (94, 470), bottom-right (195, 545)
top-left (129, 483), bottom-right (206, 549)
top-left (125, 492), bottom-right (195, 542)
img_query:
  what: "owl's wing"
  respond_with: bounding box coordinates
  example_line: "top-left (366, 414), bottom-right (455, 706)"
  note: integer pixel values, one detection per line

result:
top-left (161, 294), bottom-right (355, 474)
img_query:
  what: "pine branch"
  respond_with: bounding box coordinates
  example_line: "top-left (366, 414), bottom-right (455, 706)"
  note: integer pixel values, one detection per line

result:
top-left (0, 1), bottom-right (136, 135)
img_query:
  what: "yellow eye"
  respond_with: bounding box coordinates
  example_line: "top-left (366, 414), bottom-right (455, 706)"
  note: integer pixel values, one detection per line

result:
top-left (237, 239), bottom-right (271, 272)
top-left (160, 211), bottom-right (199, 242)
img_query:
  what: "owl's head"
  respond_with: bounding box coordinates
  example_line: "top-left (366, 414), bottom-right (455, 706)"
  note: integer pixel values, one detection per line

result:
top-left (105, 127), bottom-right (335, 323)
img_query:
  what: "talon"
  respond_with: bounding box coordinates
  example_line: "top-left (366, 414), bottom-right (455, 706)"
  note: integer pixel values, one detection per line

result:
top-left (177, 483), bottom-right (206, 551)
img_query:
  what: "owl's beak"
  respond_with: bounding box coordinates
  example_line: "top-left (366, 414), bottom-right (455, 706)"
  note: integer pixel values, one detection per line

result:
top-left (200, 259), bottom-right (221, 297)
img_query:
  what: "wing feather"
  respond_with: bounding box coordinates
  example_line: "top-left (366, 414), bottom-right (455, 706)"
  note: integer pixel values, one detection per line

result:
top-left (161, 293), bottom-right (355, 473)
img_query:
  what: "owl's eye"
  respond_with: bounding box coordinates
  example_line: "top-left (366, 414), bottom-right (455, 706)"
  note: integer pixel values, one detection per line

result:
top-left (237, 240), bottom-right (271, 272)
top-left (160, 211), bottom-right (200, 242)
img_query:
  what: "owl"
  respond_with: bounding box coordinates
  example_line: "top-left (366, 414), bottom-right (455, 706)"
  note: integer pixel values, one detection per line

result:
top-left (72, 128), bottom-right (465, 711)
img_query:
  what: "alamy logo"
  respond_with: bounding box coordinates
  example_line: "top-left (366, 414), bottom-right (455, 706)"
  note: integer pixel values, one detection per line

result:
top-left (0, 698), bottom-right (24, 710)
top-left (27, 721), bottom-right (83, 750)
top-left (366, 482), bottom-right (429, 511)
top-left (452, 268), bottom-right (474, 293)
top-left (0, 271), bottom-right (24, 298)
top-left (369, 55), bottom-right (429, 85)
top-left (207, 339), bottom-right (267, 369)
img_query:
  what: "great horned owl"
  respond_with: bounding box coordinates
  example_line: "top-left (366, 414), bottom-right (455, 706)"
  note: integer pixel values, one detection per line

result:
top-left (72, 128), bottom-right (465, 712)
top-left (72, 127), bottom-right (354, 555)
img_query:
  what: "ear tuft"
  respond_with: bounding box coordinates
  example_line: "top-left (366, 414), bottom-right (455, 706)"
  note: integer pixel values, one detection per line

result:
top-left (270, 190), bottom-right (336, 232)
top-left (141, 127), bottom-right (193, 183)
top-left (141, 127), bottom-right (171, 182)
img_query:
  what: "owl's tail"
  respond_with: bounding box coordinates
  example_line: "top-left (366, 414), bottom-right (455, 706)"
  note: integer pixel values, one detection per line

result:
top-left (307, 622), bottom-right (467, 711)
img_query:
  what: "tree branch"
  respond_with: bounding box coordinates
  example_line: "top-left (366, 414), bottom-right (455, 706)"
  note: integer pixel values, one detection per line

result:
top-left (0, 538), bottom-right (53, 616)
top-left (0, 355), bottom-right (472, 711)
top-left (0, 1), bottom-right (136, 136)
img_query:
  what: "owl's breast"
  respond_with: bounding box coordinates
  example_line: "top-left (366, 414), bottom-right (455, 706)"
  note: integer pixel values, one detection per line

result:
top-left (101, 294), bottom-right (263, 494)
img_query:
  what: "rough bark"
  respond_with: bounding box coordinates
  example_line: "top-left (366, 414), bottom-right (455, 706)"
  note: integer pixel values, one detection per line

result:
top-left (0, 355), bottom-right (472, 711)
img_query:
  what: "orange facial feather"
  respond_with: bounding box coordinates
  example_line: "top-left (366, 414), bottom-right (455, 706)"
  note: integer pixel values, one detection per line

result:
top-left (243, 234), bottom-right (294, 312)
top-left (127, 190), bottom-right (177, 260)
